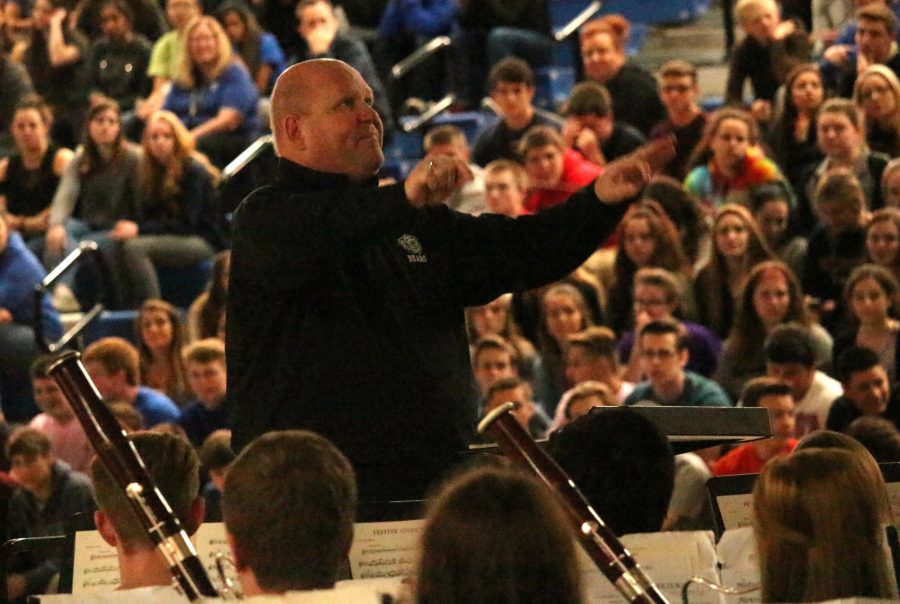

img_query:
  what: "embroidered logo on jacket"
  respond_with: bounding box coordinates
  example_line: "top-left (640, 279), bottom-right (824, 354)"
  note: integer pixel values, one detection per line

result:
top-left (397, 234), bottom-right (427, 263)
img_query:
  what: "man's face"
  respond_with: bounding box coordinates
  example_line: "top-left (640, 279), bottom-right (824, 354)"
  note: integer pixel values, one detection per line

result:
top-left (85, 361), bottom-right (126, 400)
top-left (568, 114), bottom-right (613, 143)
top-left (166, 0), bottom-right (198, 30)
top-left (639, 332), bottom-right (688, 386)
top-left (426, 141), bottom-right (468, 163)
top-left (490, 81), bottom-right (534, 121)
top-left (473, 348), bottom-right (516, 392)
top-left (759, 393), bottom-right (796, 441)
top-left (565, 346), bottom-right (609, 386)
top-left (766, 361), bottom-right (816, 401)
top-left (845, 365), bottom-right (890, 415)
top-left (296, 65), bottom-right (384, 180)
top-left (10, 453), bottom-right (54, 496)
top-left (187, 360), bottom-right (227, 406)
top-left (33, 377), bottom-right (74, 421)
top-left (740, 1), bottom-right (779, 42)
top-left (484, 169), bottom-right (526, 217)
top-left (857, 18), bottom-right (893, 62)
top-left (486, 386), bottom-right (534, 430)
top-left (524, 144), bottom-right (565, 188)
top-left (659, 75), bottom-right (698, 116)
top-left (100, 5), bottom-right (129, 40)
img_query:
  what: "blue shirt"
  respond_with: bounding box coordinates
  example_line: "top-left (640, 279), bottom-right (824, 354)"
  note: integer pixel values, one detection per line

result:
top-left (624, 371), bottom-right (732, 407)
top-left (163, 61), bottom-right (259, 136)
top-left (0, 231), bottom-right (62, 340)
top-left (178, 398), bottom-right (229, 447)
top-left (258, 33), bottom-right (286, 93)
top-left (134, 386), bottom-right (181, 427)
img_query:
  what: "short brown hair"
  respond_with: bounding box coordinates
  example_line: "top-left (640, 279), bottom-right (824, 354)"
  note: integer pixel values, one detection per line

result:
top-left (563, 81), bottom-right (612, 117)
top-left (83, 337), bottom-right (140, 385)
top-left (566, 326), bottom-right (619, 360)
top-left (815, 168), bottom-right (864, 210)
top-left (92, 432), bottom-right (200, 552)
top-left (858, 3), bottom-right (897, 36)
top-left (223, 430), bottom-right (357, 591)
top-left (484, 159), bottom-right (528, 191)
top-left (182, 338), bottom-right (226, 365)
top-left (6, 427), bottom-right (51, 459)
top-left (658, 59), bottom-right (698, 83)
top-left (517, 125), bottom-right (564, 157)
top-left (488, 57), bottom-right (534, 90)
top-left (423, 124), bottom-right (466, 151)
top-left (639, 318), bottom-right (689, 350)
top-left (198, 429), bottom-right (235, 471)
top-left (740, 376), bottom-right (793, 408)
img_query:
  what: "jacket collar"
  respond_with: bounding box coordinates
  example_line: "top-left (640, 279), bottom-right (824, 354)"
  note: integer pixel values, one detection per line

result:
top-left (275, 158), bottom-right (379, 192)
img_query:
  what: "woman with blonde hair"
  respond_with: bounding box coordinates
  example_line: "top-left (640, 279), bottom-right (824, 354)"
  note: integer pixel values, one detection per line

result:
top-left (754, 447), bottom-right (897, 602)
top-left (135, 298), bottom-right (189, 404)
top-left (163, 15), bottom-right (258, 168)
top-left (537, 283), bottom-right (595, 409)
top-left (854, 64), bottom-right (900, 158)
top-left (120, 110), bottom-right (224, 307)
top-left (694, 204), bottom-right (775, 337)
top-left (414, 465), bottom-right (582, 604)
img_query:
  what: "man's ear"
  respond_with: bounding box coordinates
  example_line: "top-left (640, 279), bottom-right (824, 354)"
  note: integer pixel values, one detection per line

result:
top-left (282, 114), bottom-right (305, 150)
top-left (183, 497), bottom-right (206, 536)
top-left (95, 510), bottom-right (119, 547)
top-left (225, 531), bottom-right (246, 571)
top-left (679, 347), bottom-right (690, 369)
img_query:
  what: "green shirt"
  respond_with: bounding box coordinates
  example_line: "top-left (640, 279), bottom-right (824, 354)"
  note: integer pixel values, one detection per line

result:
top-left (147, 30), bottom-right (183, 80)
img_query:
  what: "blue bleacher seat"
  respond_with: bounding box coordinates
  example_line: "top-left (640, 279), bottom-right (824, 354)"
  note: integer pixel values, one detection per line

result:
top-left (82, 310), bottom-right (139, 347)
top-left (535, 66), bottom-right (577, 111)
top-left (157, 260), bottom-right (213, 309)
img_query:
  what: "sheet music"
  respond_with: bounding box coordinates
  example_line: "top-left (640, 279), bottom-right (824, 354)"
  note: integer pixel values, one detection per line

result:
top-left (716, 493), bottom-right (755, 531)
top-left (578, 531), bottom-right (722, 604)
top-left (72, 530), bottom-right (120, 594)
top-left (347, 519), bottom-right (425, 580)
top-left (192, 523), bottom-right (239, 592)
top-left (717, 527), bottom-right (761, 604)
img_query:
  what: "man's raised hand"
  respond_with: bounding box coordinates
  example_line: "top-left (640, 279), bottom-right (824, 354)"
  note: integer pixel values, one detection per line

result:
top-left (593, 136), bottom-right (676, 204)
top-left (404, 156), bottom-right (474, 208)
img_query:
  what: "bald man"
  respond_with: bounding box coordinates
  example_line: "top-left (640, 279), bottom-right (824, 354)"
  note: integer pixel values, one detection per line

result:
top-left (227, 59), bottom-right (672, 501)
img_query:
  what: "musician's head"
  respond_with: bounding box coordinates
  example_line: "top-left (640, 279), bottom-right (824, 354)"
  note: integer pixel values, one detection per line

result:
top-left (92, 432), bottom-right (203, 554)
top-left (416, 464), bottom-right (582, 604)
top-left (548, 406), bottom-right (675, 534)
top-left (269, 59), bottom-right (384, 181)
top-left (754, 447), bottom-right (898, 602)
top-left (222, 430), bottom-right (357, 595)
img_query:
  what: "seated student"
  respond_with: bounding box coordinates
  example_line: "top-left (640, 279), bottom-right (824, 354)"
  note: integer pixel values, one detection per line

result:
top-left (223, 430), bottom-right (358, 596)
top-left (135, 300), bottom-right (190, 405)
top-left (422, 125), bottom-right (486, 216)
top-left (27, 355), bottom-right (92, 474)
top-left (465, 293), bottom-right (539, 383)
top-left (89, 432), bottom-right (203, 596)
top-left (764, 324), bottom-right (843, 435)
top-left (178, 338), bottom-right (229, 448)
top-left (548, 380), bottom-right (618, 433)
top-left (712, 377), bottom-right (798, 475)
top-left (726, 0), bottom-right (812, 121)
top-left (5, 427), bottom-right (95, 600)
top-left (749, 183), bottom-right (808, 280)
top-left (754, 447), bottom-right (899, 602)
top-left (828, 345), bottom-right (900, 431)
top-left (564, 326), bottom-right (634, 403)
top-left (484, 376), bottom-right (550, 438)
top-left (82, 337), bottom-right (181, 428)
top-left (215, 1), bottom-right (286, 96)
top-left (483, 159), bottom-right (529, 217)
top-left (619, 268), bottom-right (721, 382)
top-left (197, 429), bottom-right (234, 522)
top-left (560, 81), bottom-right (645, 168)
top-left (519, 125), bottom-right (602, 214)
top-left (821, 3), bottom-right (900, 97)
top-left (623, 319), bottom-right (732, 407)
top-left (471, 57), bottom-right (564, 167)
top-left (471, 334), bottom-right (520, 401)
top-left (414, 465), bottom-right (582, 604)
top-left (548, 406), bottom-right (675, 535)
top-left (846, 415), bottom-right (900, 462)
top-left (802, 168), bottom-right (869, 330)
top-left (650, 59), bottom-right (707, 181)
top-left (854, 64), bottom-right (900, 158)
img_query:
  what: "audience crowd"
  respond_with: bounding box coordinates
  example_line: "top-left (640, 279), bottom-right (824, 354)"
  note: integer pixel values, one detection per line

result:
top-left (5, 0), bottom-right (900, 601)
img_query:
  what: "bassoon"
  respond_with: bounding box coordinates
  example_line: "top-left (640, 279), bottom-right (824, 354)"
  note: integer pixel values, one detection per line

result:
top-left (47, 350), bottom-right (223, 601)
top-left (478, 402), bottom-right (670, 604)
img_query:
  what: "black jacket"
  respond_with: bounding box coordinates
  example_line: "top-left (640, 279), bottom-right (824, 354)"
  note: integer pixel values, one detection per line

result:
top-left (227, 159), bottom-right (627, 498)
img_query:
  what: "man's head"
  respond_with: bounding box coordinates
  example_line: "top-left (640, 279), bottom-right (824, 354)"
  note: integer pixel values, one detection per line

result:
top-left (423, 125), bottom-right (469, 162)
top-left (764, 325), bottom-right (818, 402)
top-left (836, 346), bottom-right (891, 417)
top-left (30, 355), bottom-right (74, 422)
top-left (519, 125), bottom-right (565, 188)
top-left (198, 429), bottom-right (235, 492)
top-left (165, 0), bottom-right (199, 31)
top-left (483, 159), bottom-right (527, 217)
top-left (548, 407), bottom-right (675, 534)
top-left (657, 60), bottom-right (700, 118)
top-left (741, 377), bottom-right (796, 442)
top-left (563, 81), bottom-right (614, 144)
top-left (735, 0), bottom-right (780, 42)
top-left (183, 338), bottom-right (227, 407)
top-left (815, 168), bottom-right (865, 234)
top-left (83, 337), bottom-right (141, 401)
top-left (223, 430), bottom-right (357, 595)
top-left (472, 335), bottom-right (518, 394)
top-left (564, 326), bottom-right (620, 387)
top-left (562, 381), bottom-right (616, 422)
top-left (638, 319), bottom-right (689, 387)
top-left (93, 432), bottom-right (203, 553)
top-left (485, 376), bottom-right (535, 430)
top-left (295, 0), bottom-right (337, 42)
top-left (488, 58), bottom-right (536, 125)
top-left (6, 427), bottom-right (53, 497)
top-left (270, 60), bottom-right (383, 180)
top-left (857, 3), bottom-right (897, 63)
